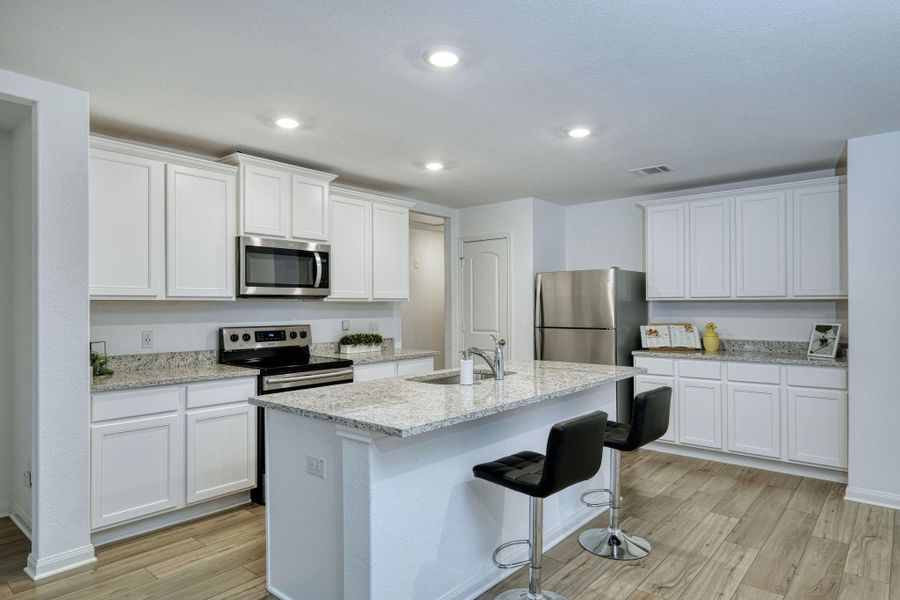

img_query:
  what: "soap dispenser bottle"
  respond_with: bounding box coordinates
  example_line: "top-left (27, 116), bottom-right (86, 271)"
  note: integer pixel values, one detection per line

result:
top-left (459, 350), bottom-right (474, 385)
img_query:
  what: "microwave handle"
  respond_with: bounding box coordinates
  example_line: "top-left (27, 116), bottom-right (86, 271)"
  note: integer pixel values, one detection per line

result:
top-left (314, 252), bottom-right (323, 288)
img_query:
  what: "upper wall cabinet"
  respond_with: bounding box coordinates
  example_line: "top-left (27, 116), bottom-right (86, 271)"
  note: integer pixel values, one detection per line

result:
top-left (328, 188), bottom-right (413, 301)
top-left (89, 138), bottom-right (238, 301)
top-left (641, 177), bottom-right (846, 301)
top-left (220, 154), bottom-right (336, 242)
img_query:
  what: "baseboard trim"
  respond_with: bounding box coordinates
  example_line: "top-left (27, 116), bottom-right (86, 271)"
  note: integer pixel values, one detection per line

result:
top-left (24, 545), bottom-right (97, 581)
top-left (844, 486), bottom-right (900, 510)
top-left (91, 492), bottom-right (252, 547)
top-left (266, 584), bottom-right (291, 600)
top-left (646, 442), bottom-right (848, 483)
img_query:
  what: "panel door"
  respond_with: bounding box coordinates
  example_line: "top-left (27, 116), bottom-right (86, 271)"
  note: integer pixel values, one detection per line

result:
top-left (461, 237), bottom-right (510, 357)
top-left (735, 191), bottom-right (787, 297)
top-left (678, 379), bottom-right (723, 449)
top-left (372, 202), bottom-right (410, 299)
top-left (329, 195), bottom-right (372, 299)
top-left (645, 203), bottom-right (686, 298)
top-left (89, 148), bottom-right (165, 298)
top-left (186, 404), bottom-right (257, 504)
top-left (726, 383), bottom-right (781, 458)
top-left (689, 196), bottom-right (732, 298)
top-left (291, 175), bottom-right (329, 241)
top-left (635, 375), bottom-right (676, 442)
top-left (792, 183), bottom-right (846, 296)
top-left (787, 387), bottom-right (847, 468)
top-left (241, 163), bottom-right (290, 238)
top-left (91, 413), bottom-right (182, 529)
top-left (166, 164), bottom-right (235, 298)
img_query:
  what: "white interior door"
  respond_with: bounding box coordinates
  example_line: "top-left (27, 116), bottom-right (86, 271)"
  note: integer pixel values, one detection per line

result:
top-left (461, 237), bottom-right (509, 358)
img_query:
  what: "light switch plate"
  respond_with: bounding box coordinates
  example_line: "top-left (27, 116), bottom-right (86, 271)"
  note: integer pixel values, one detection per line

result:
top-left (341, 320), bottom-right (351, 332)
top-left (306, 455), bottom-right (326, 479)
top-left (141, 331), bottom-right (154, 349)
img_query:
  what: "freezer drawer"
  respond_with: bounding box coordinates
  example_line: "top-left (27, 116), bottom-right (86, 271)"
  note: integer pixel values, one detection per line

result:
top-left (535, 328), bottom-right (616, 364)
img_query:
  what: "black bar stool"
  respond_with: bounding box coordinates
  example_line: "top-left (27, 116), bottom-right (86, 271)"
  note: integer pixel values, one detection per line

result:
top-left (578, 386), bottom-right (672, 561)
top-left (473, 410), bottom-right (608, 600)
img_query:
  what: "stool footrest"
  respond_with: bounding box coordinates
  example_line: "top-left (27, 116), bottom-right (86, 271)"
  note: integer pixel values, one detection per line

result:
top-left (581, 488), bottom-right (611, 508)
top-left (491, 539), bottom-right (531, 569)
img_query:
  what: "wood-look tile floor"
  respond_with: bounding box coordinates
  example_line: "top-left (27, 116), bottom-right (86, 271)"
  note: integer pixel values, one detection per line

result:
top-left (0, 450), bottom-right (896, 599)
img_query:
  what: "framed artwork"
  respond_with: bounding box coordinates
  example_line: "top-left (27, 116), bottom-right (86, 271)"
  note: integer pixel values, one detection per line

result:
top-left (807, 323), bottom-right (841, 359)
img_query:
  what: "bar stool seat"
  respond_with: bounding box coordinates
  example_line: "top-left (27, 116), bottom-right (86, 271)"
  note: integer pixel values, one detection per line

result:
top-left (474, 410), bottom-right (608, 600)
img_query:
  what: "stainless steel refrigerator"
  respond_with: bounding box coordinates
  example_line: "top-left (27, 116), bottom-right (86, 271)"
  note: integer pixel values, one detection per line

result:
top-left (535, 268), bottom-right (647, 421)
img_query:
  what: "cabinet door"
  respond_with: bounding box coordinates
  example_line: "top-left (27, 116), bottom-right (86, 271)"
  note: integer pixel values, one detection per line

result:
top-left (89, 148), bottom-right (164, 298)
top-left (635, 375), bottom-right (676, 442)
top-left (726, 383), bottom-right (781, 458)
top-left (735, 191), bottom-right (787, 297)
top-left (329, 194), bottom-right (372, 299)
top-left (186, 404), bottom-right (256, 504)
top-left (91, 413), bottom-right (182, 529)
top-left (241, 163), bottom-right (290, 238)
top-left (792, 183), bottom-right (846, 296)
top-left (166, 164), bottom-right (236, 298)
top-left (689, 197), bottom-right (732, 298)
top-left (645, 203), bottom-right (686, 299)
top-left (396, 357), bottom-right (434, 376)
top-left (291, 175), bottom-right (329, 241)
top-left (353, 362), bottom-right (397, 382)
top-left (787, 388), bottom-right (847, 468)
top-left (372, 203), bottom-right (410, 300)
top-left (678, 379), bottom-right (723, 449)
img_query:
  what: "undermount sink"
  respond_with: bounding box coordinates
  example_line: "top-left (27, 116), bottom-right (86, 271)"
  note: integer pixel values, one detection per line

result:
top-left (411, 371), bottom-right (515, 385)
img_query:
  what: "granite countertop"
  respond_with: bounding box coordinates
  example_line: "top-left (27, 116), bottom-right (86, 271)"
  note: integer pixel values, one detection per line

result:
top-left (250, 360), bottom-right (645, 438)
top-left (633, 349), bottom-right (848, 368)
top-left (312, 347), bottom-right (440, 365)
top-left (91, 350), bottom-right (259, 393)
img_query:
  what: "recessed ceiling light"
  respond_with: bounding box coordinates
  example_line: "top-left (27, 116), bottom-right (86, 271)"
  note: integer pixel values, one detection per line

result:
top-left (425, 49), bottom-right (460, 68)
top-left (424, 161), bottom-right (445, 171)
top-left (567, 127), bottom-right (591, 138)
top-left (275, 117), bottom-right (300, 129)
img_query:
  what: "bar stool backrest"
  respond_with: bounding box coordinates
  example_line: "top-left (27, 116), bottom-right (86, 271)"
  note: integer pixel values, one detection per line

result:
top-left (536, 410), bottom-right (608, 498)
top-left (622, 387), bottom-right (672, 451)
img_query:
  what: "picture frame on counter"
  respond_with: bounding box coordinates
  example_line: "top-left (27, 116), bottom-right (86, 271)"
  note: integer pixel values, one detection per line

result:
top-left (807, 323), bottom-right (841, 359)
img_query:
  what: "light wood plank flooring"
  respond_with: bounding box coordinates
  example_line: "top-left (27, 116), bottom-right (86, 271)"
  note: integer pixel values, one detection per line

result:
top-left (0, 450), bottom-right (896, 599)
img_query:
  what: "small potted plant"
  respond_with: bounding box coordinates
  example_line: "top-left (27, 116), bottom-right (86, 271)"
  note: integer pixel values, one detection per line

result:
top-left (339, 333), bottom-right (383, 354)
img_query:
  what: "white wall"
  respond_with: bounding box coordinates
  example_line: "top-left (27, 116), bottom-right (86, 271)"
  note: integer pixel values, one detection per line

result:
top-left (563, 169), bottom-right (845, 342)
top-left (401, 224), bottom-right (446, 368)
top-left (845, 130), bottom-right (900, 507)
top-left (532, 198), bottom-right (566, 273)
top-left (0, 131), bottom-right (12, 517)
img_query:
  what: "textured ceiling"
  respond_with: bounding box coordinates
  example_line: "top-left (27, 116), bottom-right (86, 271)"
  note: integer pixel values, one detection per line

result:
top-left (1, 0), bottom-right (899, 207)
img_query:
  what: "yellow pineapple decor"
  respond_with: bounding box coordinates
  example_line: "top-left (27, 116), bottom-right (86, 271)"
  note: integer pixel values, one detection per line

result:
top-left (702, 322), bottom-right (720, 354)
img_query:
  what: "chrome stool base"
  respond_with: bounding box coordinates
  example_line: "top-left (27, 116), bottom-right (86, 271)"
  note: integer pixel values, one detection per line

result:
top-left (578, 527), bottom-right (650, 561)
top-left (495, 589), bottom-right (569, 600)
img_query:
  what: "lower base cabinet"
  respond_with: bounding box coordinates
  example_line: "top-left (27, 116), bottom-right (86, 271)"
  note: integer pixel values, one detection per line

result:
top-left (727, 383), bottom-right (781, 458)
top-left (788, 387), bottom-right (848, 469)
top-left (353, 356), bottom-right (435, 382)
top-left (678, 379), bottom-right (723, 449)
top-left (186, 404), bottom-right (256, 504)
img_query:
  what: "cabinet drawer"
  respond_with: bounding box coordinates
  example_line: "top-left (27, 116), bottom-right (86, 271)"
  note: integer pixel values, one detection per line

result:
top-left (186, 378), bottom-right (257, 409)
top-left (787, 366), bottom-right (847, 390)
top-left (634, 356), bottom-right (674, 376)
top-left (92, 386), bottom-right (182, 423)
top-left (678, 360), bottom-right (722, 380)
top-left (727, 362), bottom-right (781, 385)
top-left (396, 357), bottom-right (435, 376)
top-left (353, 362), bottom-right (397, 382)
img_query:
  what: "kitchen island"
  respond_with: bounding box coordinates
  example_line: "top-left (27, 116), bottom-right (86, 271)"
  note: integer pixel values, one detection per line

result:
top-left (251, 360), bottom-right (643, 600)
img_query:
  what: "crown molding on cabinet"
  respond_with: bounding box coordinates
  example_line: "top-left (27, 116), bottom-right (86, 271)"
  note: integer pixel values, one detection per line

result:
top-left (637, 175), bottom-right (844, 208)
top-left (330, 185), bottom-right (415, 208)
top-left (219, 152), bottom-right (337, 183)
top-left (90, 136), bottom-right (237, 176)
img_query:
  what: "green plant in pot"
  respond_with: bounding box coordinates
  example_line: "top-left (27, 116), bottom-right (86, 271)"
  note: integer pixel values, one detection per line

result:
top-left (339, 333), bottom-right (383, 354)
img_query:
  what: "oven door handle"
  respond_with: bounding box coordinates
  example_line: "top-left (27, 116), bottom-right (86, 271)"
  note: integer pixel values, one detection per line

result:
top-left (314, 252), bottom-right (323, 288)
top-left (263, 368), bottom-right (354, 386)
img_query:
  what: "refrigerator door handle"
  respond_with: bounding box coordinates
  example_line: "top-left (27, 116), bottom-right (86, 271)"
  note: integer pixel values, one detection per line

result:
top-left (534, 274), bottom-right (543, 329)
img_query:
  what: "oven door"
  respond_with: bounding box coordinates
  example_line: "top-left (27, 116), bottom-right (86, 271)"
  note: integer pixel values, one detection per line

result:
top-left (260, 367), bottom-right (354, 393)
top-left (239, 236), bottom-right (330, 297)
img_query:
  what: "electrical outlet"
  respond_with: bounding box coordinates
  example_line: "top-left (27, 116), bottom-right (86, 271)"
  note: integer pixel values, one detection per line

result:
top-left (341, 320), bottom-right (351, 332)
top-left (306, 455), bottom-right (326, 479)
top-left (369, 321), bottom-right (379, 333)
top-left (141, 330), bottom-right (154, 349)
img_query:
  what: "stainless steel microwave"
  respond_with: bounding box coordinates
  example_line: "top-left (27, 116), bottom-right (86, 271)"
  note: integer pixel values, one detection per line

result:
top-left (238, 236), bottom-right (330, 297)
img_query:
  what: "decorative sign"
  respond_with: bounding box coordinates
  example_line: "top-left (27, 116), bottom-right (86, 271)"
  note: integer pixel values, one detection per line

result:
top-left (640, 323), bottom-right (701, 351)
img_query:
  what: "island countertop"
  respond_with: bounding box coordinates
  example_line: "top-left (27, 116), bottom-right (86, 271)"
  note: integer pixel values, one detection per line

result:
top-left (250, 360), bottom-right (645, 437)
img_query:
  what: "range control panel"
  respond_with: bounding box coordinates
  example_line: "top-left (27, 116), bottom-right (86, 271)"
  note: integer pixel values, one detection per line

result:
top-left (220, 324), bottom-right (311, 351)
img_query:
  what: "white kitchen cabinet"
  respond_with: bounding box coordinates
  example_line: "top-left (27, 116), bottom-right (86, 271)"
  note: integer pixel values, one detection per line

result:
top-left (186, 404), bottom-right (256, 504)
top-left (372, 202), bottom-right (410, 300)
top-left (734, 190), bottom-right (787, 297)
top-left (727, 383), bottom-right (781, 458)
top-left (91, 413), bottom-right (182, 529)
top-left (353, 357), bottom-right (436, 382)
top-left (689, 197), bottom-right (732, 298)
top-left (292, 174), bottom-right (329, 241)
top-left (89, 145), bottom-right (165, 298)
top-left (678, 379), bottom-right (723, 449)
top-left (645, 203), bottom-right (686, 299)
top-left (330, 193), bottom-right (373, 299)
top-left (395, 357), bottom-right (435, 376)
top-left (792, 183), bottom-right (846, 296)
top-left (635, 375), bottom-right (677, 442)
top-left (787, 387), bottom-right (847, 468)
top-left (239, 162), bottom-right (291, 238)
top-left (165, 163), bottom-right (236, 299)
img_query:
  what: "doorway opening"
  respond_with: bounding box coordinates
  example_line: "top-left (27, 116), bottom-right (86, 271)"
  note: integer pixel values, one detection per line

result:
top-left (402, 212), bottom-right (450, 369)
top-left (0, 97), bottom-right (34, 579)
